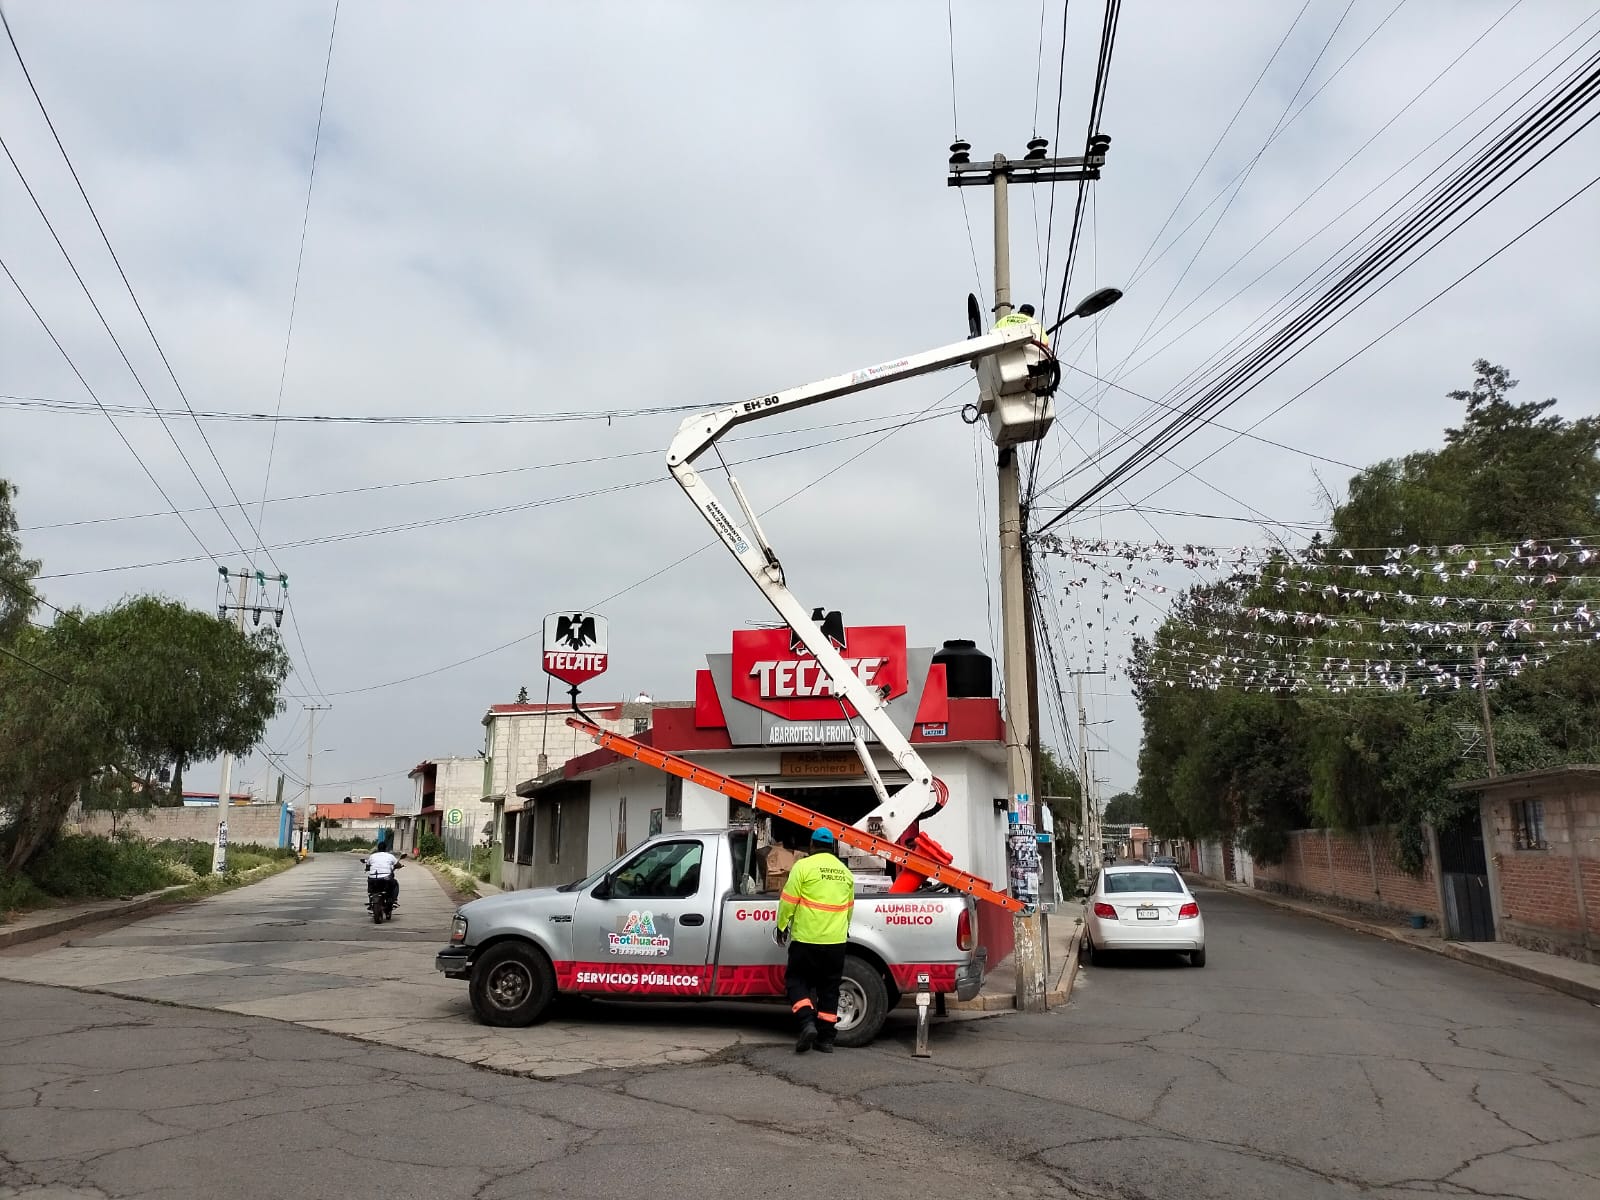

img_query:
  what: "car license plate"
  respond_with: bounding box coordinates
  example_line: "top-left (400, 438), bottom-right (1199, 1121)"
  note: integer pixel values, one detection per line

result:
top-left (1136, 907), bottom-right (1159, 920)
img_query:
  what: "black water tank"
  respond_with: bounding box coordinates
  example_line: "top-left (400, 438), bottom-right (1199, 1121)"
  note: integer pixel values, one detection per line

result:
top-left (933, 639), bottom-right (993, 698)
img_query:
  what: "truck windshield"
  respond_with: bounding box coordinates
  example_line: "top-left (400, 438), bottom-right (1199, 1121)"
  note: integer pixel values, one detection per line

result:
top-left (556, 863), bottom-right (612, 892)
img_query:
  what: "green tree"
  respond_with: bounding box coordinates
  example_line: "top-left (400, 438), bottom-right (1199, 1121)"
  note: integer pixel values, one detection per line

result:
top-left (1102, 791), bottom-right (1142, 825)
top-left (1, 593), bottom-right (290, 872)
top-left (0, 480), bottom-right (40, 644)
top-left (1129, 361), bottom-right (1598, 865)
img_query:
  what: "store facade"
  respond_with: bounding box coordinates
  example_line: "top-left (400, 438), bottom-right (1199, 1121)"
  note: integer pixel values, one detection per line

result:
top-left (505, 621), bottom-right (1017, 966)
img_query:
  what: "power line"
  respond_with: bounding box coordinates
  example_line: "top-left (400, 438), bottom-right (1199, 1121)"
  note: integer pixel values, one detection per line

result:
top-left (1106, 2), bottom-right (1587, 427)
top-left (0, 393), bottom-right (718, 424)
top-left (315, 379), bottom-right (977, 698)
top-left (0, 134), bottom-right (266, 562)
top-left (1, 5), bottom-right (290, 584)
top-left (1048, 0), bottom-right (1120, 331)
top-left (254, 0), bottom-right (341, 555)
top-left (1117, 0), bottom-right (1312, 291)
top-left (1109, 0), bottom-right (1358, 387)
top-left (0, 256), bottom-right (220, 564)
top-left (18, 404), bottom-right (963, 532)
top-left (1111, 0), bottom-right (1528, 393)
top-left (1155, 165), bottom-right (1600, 488)
top-left (1037, 53), bottom-right (1600, 526)
top-left (34, 401), bottom-right (966, 579)
top-left (0, 640), bottom-right (74, 686)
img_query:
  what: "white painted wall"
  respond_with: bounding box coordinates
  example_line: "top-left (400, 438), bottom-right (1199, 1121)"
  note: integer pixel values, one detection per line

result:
top-left (1235, 842), bottom-right (1255, 888)
top-left (556, 742), bottom-right (1010, 887)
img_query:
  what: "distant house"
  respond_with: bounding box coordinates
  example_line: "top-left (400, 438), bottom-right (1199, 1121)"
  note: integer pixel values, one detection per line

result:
top-left (180, 791), bottom-right (255, 807)
top-left (404, 757), bottom-right (491, 853)
top-left (311, 797), bottom-right (394, 840)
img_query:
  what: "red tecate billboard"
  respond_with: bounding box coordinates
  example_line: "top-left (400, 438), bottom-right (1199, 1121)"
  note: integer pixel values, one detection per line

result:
top-left (729, 625), bottom-right (908, 722)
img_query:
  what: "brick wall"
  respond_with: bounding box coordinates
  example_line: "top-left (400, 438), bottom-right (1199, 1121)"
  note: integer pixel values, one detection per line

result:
top-left (1252, 827), bottom-right (1440, 922)
top-left (1480, 771), bottom-right (1600, 963)
top-left (73, 804), bottom-right (287, 847)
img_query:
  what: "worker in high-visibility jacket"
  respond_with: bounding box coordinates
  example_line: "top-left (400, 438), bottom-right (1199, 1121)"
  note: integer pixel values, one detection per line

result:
top-left (995, 302), bottom-right (1049, 346)
top-left (775, 828), bottom-right (855, 1054)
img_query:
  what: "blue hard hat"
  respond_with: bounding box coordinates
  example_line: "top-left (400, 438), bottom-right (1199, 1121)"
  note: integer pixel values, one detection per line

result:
top-left (811, 828), bottom-right (835, 845)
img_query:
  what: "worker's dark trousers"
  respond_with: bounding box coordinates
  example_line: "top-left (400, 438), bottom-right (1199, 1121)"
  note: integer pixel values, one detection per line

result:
top-left (786, 941), bottom-right (846, 1043)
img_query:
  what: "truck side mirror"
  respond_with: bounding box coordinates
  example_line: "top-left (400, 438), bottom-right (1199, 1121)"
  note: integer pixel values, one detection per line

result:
top-left (592, 875), bottom-right (612, 900)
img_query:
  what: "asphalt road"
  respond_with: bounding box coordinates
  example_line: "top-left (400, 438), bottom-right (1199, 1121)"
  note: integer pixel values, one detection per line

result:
top-left (3, 876), bottom-right (1598, 1200)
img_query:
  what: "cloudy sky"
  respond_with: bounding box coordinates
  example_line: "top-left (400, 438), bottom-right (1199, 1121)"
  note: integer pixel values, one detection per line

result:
top-left (3, 0), bottom-right (1596, 810)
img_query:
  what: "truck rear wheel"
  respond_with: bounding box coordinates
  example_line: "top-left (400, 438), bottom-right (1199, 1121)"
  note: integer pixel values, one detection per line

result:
top-left (834, 955), bottom-right (889, 1048)
top-left (469, 942), bottom-right (556, 1027)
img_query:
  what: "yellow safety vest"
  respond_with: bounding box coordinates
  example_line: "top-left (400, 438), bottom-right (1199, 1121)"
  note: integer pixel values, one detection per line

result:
top-left (995, 311), bottom-right (1049, 345)
top-left (778, 851), bottom-right (855, 945)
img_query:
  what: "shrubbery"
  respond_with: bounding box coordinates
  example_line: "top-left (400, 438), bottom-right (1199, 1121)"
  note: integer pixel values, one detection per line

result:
top-left (0, 834), bottom-right (295, 918)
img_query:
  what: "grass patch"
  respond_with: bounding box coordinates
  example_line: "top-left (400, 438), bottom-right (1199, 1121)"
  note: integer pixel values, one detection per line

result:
top-left (0, 834), bottom-right (297, 922)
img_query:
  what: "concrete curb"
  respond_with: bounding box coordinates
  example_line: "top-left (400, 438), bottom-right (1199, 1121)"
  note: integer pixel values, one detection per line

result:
top-left (0, 858), bottom-right (299, 951)
top-left (933, 925), bottom-right (1084, 1012)
top-left (0, 886), bottom-right (188, 950)
top-left (1220, 882), bottom-right (1600, 1007)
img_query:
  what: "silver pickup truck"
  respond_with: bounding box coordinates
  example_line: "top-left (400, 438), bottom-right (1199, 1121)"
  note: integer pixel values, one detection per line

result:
top-left (435, 828), bottom-right (985, 1046)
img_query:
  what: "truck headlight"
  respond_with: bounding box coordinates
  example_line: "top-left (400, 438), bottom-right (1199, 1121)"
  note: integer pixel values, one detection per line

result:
top-left (450, 914), bottom-right (468, 944)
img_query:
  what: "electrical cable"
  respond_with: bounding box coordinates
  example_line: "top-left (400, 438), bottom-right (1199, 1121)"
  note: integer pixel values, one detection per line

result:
top-left (1102, 6), bottom-right (1597, 444)
top-left (1035, 58), bottom-right (1600, 526)
top-left (254, 0), bottom-right (341, 553)
top-left (34, 405), bottom-right (966, 579)
top-left (0, 256), bottom-right (220, 565)
top-left (317, 379), bottom-right (977, 698)
top-left (1110, 0), bottom-right (1530, 394)
top-left (17, 404), bottom-right (964, 532)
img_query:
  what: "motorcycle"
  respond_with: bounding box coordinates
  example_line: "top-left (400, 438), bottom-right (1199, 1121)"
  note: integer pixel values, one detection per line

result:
top-left (365, 863), bottom-right (401, 924)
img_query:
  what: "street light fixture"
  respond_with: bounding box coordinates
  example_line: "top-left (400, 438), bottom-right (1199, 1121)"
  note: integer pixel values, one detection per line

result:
top-left (1047, 286), bottom-right (1123, 337)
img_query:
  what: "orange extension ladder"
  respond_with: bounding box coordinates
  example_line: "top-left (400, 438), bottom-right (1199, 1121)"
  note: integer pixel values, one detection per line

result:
top-left (567, 716), bottom-right (1024, 914)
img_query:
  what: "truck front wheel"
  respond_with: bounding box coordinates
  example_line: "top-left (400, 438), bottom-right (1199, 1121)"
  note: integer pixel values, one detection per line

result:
top-left (834, 955), bottom-right (889, 1048)
top-left (469, 942), bottom-right (556, 1027)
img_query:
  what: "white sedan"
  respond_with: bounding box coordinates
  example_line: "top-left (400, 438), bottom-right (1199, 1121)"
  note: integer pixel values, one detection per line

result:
top-left (1082, 865), bottom-right (1206, 967)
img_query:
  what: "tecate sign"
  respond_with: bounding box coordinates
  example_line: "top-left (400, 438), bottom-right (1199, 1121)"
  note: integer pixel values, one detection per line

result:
top-left (730, 625), bottom-right (907, 721)
top-left (543, 611), bottom-right (608, 687)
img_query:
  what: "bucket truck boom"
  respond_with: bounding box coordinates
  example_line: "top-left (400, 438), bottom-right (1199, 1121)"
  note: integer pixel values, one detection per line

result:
top-left (663, 323), bottom-right (1055, 845)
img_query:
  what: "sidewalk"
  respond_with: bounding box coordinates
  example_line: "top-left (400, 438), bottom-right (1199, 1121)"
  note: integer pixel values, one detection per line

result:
top-left (0, 886), bottom-right (188, 950)
top-left (941, 908), bottom-right (1082, 1011)
top-left (1220, 881), bottom-right (1600, 1006)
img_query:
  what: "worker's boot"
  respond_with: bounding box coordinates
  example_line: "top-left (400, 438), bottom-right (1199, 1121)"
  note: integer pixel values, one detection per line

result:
top-left (815, 1016), bottom-right (837, 1053)
top-left (794, 1019), bottom-right (818, 1054)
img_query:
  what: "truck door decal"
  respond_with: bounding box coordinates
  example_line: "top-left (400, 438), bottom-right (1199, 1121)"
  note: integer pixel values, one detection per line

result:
top-left (555, 961), bottom-right (711, 995)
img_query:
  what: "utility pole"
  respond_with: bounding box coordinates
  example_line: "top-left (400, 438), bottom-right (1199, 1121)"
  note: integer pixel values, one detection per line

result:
top-left (305, 703), bottom-right (331, 850)
top-left (1072, 670), bottom-right (1107, 874)
top-left (948, 137), bottom-right (1111, 1013)
top-left (211, 570), bottom-right (249, 873)
top-left (211, 567), bottom-right (288, 872)
top-left (1474, 641), bottom-right (1499, 776)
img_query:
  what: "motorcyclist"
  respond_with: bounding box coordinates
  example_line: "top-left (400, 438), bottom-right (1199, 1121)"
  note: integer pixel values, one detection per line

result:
top-left (362, 848), bottom-right (402, 911)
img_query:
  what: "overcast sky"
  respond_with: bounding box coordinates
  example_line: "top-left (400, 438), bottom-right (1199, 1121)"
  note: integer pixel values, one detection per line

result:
top-left (3, 0), bottom-right (1596, 810)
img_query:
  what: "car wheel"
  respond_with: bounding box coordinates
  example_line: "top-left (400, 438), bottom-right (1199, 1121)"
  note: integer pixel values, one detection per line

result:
top-left (1190, 946), bottom-right (1206, 968)
top-left (1082, 935), bottom-right (1099, 967)
top-left (833, 955), bottom-right (889, 1048)
top-left (469, 941), bottom-right (556, 1027)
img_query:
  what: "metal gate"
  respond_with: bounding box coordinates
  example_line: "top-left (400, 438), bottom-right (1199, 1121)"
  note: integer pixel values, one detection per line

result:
top-left (1437, 813), bottom-right (1495, 942)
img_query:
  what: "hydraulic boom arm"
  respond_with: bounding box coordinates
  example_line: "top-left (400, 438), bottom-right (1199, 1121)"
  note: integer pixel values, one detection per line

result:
top-left (666, 325), bottom-right (1048, 843)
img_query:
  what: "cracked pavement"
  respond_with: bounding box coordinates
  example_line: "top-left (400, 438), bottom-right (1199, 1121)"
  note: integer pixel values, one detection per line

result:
top-left (0, 854), bottom-right (799, 1077)
top-left (2, 871), bottom-right (1597, 1198)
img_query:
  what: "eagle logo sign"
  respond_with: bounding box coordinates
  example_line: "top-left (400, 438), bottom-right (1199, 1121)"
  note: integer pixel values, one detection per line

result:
top-left (543, 610), bottom-right (609, 688)
top-left (555, 613), bottom-right (598, 651)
